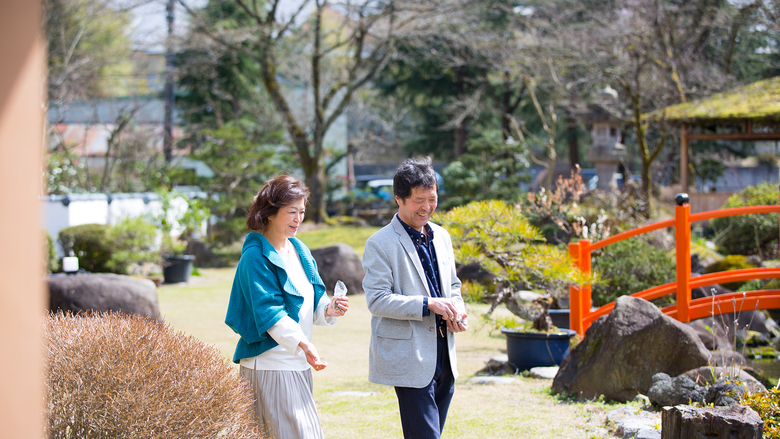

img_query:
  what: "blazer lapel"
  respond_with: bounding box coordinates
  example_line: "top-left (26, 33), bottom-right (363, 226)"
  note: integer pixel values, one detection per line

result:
top-left (391, 216), bottom-right (431, 296)
top-left (432, 229), bottom-right (450, 298)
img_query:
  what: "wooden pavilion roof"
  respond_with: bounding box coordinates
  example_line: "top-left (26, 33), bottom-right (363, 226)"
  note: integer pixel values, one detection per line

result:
top-left (648, 76), bottom-right (780, 191)
top-left (652, 76), bottom-right (780, 125)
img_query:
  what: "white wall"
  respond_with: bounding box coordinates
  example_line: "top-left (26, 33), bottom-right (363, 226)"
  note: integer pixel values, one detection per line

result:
top-left (41, 191), bottom-right (206, 256)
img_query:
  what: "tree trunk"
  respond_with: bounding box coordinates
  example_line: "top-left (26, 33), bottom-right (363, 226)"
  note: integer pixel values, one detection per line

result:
top-left (567, 114), bottom-right (579, 169)
top-left (661, 405), bottom-right (762, 439)
top-left (258, 45), bottom-right (328, 221)
top-left (304, 165), bottom-right (328, 224)
top-left (626, 88), bottom-right (652, 217)
top-left (456, 121), bottom-right (467, 157)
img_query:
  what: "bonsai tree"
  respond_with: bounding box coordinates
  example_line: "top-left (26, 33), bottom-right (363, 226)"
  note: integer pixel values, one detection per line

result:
top-left (439, 200), bottom-right (591, 331)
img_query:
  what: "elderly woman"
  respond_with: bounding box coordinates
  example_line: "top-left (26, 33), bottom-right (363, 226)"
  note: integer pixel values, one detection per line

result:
top-left (225, 174), bottom-right (349, 439)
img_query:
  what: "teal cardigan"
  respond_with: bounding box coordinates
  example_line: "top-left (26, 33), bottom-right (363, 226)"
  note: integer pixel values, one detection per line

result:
top-left (225, 232), bottom-right (326, 364)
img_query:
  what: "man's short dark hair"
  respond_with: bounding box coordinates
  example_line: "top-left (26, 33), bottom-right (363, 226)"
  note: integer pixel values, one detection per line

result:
top-left (393, 157), bottom-right (438, 200)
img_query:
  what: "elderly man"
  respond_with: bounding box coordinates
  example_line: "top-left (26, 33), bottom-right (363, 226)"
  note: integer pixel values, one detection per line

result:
top-left (362, 156), bottom-right (467, 439)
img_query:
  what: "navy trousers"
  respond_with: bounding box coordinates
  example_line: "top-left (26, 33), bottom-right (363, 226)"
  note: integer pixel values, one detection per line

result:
top-left (394, 324), bottom-right (455, 439)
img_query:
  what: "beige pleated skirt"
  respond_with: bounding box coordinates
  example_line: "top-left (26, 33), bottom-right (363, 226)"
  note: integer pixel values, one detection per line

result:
top-left (239, 367), bottom-right (325, 439)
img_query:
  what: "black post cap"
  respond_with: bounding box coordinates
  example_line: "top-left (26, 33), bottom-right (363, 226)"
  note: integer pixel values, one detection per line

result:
top-left (675, 193), bottom-right (689, 206)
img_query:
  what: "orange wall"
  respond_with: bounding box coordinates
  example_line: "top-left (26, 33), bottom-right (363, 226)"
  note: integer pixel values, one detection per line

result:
top-left (0, 0), bottom-right (46, 437)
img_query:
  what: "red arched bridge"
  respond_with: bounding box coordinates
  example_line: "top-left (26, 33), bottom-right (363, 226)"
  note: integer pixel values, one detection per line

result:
top-left (567, 194), bottom-right (780, 337)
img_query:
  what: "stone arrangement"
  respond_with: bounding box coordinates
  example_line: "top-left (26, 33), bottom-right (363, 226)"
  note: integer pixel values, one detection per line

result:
top-left (48, 273), bottom-right (160, 320)
top-left (310, 243), bottom-right (365, 296)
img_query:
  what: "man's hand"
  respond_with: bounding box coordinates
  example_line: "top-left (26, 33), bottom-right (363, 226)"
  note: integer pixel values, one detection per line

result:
top-left (428, 297), bottom-right (460, 320)
top-left (298, 340), bottom-right (327, 371)
top-left (445, 318), bottom-right (467, 333)
top-left (428, 297), bottom-right (467, 333)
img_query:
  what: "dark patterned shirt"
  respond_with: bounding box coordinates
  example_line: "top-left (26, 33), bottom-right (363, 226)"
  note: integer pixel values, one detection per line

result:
top-left (397, 215), bottom-right (443, 318)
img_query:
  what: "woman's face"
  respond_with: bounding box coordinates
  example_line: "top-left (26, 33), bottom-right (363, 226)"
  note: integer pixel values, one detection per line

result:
top-left (266, 197), bottom-right (306, 239)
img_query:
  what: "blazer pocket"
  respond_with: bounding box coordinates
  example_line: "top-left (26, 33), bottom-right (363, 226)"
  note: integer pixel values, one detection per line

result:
top-left (374, 322), bottom-right (413, 375)
top-left (376, 322), bottom-right (413, 339)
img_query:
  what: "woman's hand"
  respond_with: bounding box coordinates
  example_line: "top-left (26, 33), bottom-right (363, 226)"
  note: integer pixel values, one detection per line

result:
top-left (298, 340), bottom-right (327, 371)
top-left (326, 296), bottom-right (349, 317)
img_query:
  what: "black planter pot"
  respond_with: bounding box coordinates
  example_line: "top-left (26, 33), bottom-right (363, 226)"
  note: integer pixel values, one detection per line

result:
top-left (501, 328), bottom-right (576, 370)
top-left (548, 309), bottom-right (570, 329)
top-left (162, 255), bottom-right (195, 283)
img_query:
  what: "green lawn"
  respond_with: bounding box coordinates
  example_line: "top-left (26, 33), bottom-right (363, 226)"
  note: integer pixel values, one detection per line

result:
top-left (158, 266), bottom-right (627, 439)
top-left (296, 225), bottom-right (381, 257)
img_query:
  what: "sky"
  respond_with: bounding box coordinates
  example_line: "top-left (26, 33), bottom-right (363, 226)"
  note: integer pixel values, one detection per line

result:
top-left (130, 0), bottom-right (310, 51)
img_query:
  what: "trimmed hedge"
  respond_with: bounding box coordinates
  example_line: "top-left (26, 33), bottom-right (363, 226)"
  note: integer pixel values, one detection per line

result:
top-left (44, 230), bottom-right (59, 274)
top-left (107, 217), bottom-right (159, 274)
top-left (58, 224), bottom-right (113, 272)
top-left (44, 312), bottom-right (263, 438)
top-left (57, 219), bottom-right (161, 275)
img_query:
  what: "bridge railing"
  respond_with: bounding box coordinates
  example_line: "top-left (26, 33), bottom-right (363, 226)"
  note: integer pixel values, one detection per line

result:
top-left (568, 193), bottom-right (780, 337)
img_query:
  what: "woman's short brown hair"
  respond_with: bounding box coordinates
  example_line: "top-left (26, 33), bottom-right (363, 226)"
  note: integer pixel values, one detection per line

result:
top-left (246, 175), bottom-right (310, 231)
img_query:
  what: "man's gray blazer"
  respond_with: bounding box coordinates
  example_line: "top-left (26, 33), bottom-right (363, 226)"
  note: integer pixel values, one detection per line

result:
top-left (362, 215), bottom-right (464, 388)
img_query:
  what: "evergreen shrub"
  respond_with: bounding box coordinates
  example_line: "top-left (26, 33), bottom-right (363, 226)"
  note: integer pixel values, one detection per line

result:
top-left (44, 312), bottom-right (262, 439)
top-left (58, 224), bottom-right (112, 272)
top-left (710, 182), bottom-right (779, 257)
top-left (44, 230), bottom-right (59, 273)
top-left (591, 238), bottom-right (675, 307)
top-left (741, 386), bottom-right (780, 438)
top-left (107, 217), bottom-right (159, 274)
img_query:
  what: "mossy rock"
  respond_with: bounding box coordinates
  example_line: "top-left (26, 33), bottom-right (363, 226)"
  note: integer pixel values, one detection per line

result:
top-left (742, 345), bottom-right (779, 358)
top-left (704, 255), bottom-right (757, 291)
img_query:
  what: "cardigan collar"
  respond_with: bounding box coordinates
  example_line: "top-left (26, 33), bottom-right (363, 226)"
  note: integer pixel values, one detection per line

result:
top-left (242, 232), bottom-right (324, 290)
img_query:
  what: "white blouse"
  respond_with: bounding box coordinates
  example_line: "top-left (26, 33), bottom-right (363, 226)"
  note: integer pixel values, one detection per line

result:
top-left (240, 246), bottom-right (336, 371)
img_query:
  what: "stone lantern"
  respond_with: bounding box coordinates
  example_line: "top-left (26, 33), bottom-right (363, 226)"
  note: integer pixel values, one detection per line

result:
top-left (581, 89), bottom-right (628, 192)
top-left (588, 120), bottom-right (626, 191)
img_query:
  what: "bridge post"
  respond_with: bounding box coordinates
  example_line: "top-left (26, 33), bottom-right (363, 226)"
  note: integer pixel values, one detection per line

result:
top-left (569, 240), bottom-right (592, 336)
top-left (569, 242), bottom-right (582, 335)
top-left (579, 239), bottom-right (592, 333)
top-left (675, 194), bottom-right (692, 322)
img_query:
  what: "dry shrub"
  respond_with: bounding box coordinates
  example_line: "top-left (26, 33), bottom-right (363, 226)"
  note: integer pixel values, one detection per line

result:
top-left (44, 312), bottom-right (263, 439)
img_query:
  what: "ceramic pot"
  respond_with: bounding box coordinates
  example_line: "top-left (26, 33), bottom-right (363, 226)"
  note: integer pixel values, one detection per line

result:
top-left (501, 328), bottom-right (576, 370)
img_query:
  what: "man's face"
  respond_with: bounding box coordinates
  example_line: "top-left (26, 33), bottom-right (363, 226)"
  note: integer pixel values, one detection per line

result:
top-left (396, 186), bottom-right (438, 232)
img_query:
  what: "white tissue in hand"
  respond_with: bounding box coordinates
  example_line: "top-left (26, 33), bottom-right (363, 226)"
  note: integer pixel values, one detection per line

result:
top-left (332, 280), bottom-right (347, 312)
top-left (334, 280), bottom-right (347, 297)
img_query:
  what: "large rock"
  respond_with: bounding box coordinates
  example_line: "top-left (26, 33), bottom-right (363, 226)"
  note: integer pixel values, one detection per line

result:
top-left (186, 240), bottom-right (226, 268)
top-left (310, 244), bottom-right (365, 296)
top-left (552, 296), bottom-right (711, 402)
top-left (686, 318), bottom-right (732, 351)
top-left (48, 273), bottom-right (160, 320)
